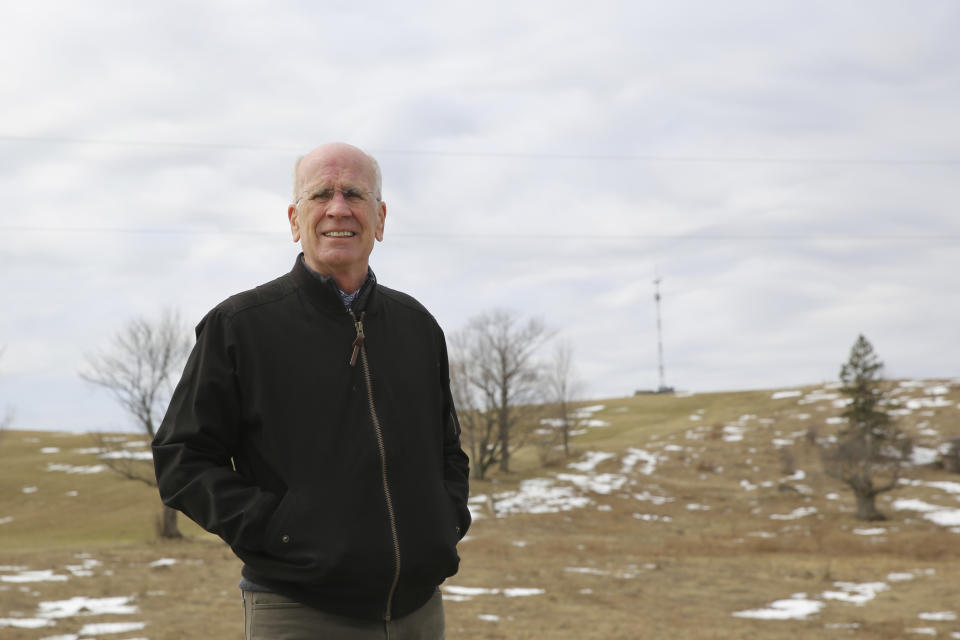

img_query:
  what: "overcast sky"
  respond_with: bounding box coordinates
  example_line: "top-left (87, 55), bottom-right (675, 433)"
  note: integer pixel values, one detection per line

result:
top-left (1, 1), bottom-right (958, 432)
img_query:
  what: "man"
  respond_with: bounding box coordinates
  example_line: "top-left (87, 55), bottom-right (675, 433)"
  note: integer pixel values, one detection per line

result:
top-left (153, 142), bottom-right (471, 639)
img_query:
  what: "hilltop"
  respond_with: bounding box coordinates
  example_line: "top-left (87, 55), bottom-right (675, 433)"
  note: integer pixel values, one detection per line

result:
top-left (1, 380), bottom-right (959, 639)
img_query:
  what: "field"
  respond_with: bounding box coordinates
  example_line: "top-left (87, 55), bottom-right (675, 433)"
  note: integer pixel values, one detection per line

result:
top-left (2, 380), bottom-right (959, 639)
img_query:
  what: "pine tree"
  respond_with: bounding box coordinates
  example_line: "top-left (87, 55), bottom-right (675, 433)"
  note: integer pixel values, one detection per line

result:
top-left (822, 335), bottom-right (908, 520)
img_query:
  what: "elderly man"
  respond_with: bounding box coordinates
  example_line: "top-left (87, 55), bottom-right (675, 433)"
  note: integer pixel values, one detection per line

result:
top-left (153, 142), bottom-right (471, 639)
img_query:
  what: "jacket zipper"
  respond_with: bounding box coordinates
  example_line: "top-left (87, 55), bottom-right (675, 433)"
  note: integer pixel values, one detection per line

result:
top-left (350, 311), bottom-right (402, 621)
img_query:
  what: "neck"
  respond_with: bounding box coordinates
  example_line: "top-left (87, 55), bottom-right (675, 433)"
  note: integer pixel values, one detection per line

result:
top-left (302, 256), bottom-right (368, 293)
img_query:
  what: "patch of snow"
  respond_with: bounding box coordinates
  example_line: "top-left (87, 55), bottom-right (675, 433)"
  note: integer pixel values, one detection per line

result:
top-left (38, 596), bottom-right (138, 618)
top-left (45, 463), bottom-right (106, 474)
top-left (444, 586), bottom-right (499, 597)
top-left (579, 419), bottom-right (610, 428)
top-left (906, 397), bottom-right (952, 410)
top-left (568, 451), bottom-right (616, 472)
top-left (556, 473), bottom-right (627, 495)
top-left (825, 622), bottom-right (861, 630)
top-left (732, 594), bottom-right (824, 620)
top-left (148, 558), bottom-right (177, 568)
top-left (493, 479), bottom-right (591, 516)
top-left (538, 418), bottom-right (565, 428)
top-left (621, 448), bottom-right (658, 475)
top-left (893, 499), bottom-right (942, 513)
top-left (772, 390), bottom-right (803, 400)
top-left (99, 450), bottom-right (153, 461)
top-left (925, 509), bottom-right (960, 527)
top-left (825, 417), bottom-right (847, 425)
top-left (1, 570), bottom-right (68, 583)
top-left (886, 572), bottom-right (916, 582)
top-left (22, 486), bottom-right (38, 494)
top-left (503, 588), bottom-right (545, 597)
top-left (770, 507), bottom-right (817, 520)
top-left (852, 528), bottom-right (886, 536)
top-left (799, 391), bottom-right (840, 405)
top-left (633, 513), bottom-right (672, 522)
top-left (906, 628), bottom-right (937, 636)
top-left (0, 618), bottom-right (54, 629)
top-left (821, 581), bottom-right (888, 606)
top-left (40, 447), bottom-right (60, 454)
top-left (633, 491), bottom-right (674, 505)
top-left (910, 447), bottom-right (939, 465)
top-left (0, 517), bottom-right (13, 525)
top-left (477, 614), bottom-right (500, 622)
top-left (722, 425), bottom-right (744, 442)
top-left (77, 621), bottom-right (146, 635)
top-left (918, 611), bottom-right (957, 621)
top-left (64, 558), bottom-right (101, 577)
top-left (572, 405), bottom-right (604, 418)
top-left (925, 481), bottom-right (960, 495)
top-left (565, 567), bottom-right (608, 576)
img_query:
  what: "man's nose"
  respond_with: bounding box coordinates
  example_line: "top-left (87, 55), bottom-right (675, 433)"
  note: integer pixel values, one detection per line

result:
top-left (325, 192), bottom-right (352, 216)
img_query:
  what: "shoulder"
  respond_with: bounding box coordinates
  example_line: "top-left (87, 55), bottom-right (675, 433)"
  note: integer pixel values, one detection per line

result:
top-left (376, 285), bottom-right (435, 319)
top-left (198, 273), bottom-right (298, 332)
top-left (375, 285), bottom-right (448, 333)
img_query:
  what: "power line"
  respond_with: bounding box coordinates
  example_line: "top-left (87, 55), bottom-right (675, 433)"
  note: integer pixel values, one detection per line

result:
top-left (1, 134), bottom-right (958, 166)
top-left (0, 225), bottom-right (957, 242)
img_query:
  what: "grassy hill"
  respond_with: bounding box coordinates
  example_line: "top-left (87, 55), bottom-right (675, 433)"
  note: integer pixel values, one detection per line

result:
top-left (2, 380), bottom-right (959, 639)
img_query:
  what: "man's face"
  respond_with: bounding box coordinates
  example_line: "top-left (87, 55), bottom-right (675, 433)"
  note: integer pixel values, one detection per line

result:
top-left (288, 144), bottom-right (386, 280)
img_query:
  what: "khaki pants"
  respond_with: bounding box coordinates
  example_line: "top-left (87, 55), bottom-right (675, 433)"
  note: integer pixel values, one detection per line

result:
top-left (242, 589), bottom-right (445, 640)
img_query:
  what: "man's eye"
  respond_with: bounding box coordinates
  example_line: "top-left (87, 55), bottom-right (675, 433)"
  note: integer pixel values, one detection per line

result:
top-left (311, 189), bottom-right (335, 201)
top-left (344, 190), bottom-right (366, 201)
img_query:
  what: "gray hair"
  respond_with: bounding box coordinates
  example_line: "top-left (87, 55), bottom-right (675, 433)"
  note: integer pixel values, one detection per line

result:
top-left (291, 146), bottom-right (382, 202)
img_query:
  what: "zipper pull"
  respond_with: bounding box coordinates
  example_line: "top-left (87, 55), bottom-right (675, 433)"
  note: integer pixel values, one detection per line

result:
top-left (349, 312), bottom-right (365, 366)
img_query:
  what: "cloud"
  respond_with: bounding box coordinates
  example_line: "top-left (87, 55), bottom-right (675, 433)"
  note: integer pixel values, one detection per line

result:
top-left (1, 1), bottom-right (958, 428)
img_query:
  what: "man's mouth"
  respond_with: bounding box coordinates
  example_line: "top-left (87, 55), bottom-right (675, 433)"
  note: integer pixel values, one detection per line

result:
top-left (323, 231), bottom-right (356, 237)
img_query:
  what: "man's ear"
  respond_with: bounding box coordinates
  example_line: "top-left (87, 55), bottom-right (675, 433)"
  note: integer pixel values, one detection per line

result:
top-left (375, 201), bottom-right (386, 242)
top-left (288, 204), bottom-right (301, 242)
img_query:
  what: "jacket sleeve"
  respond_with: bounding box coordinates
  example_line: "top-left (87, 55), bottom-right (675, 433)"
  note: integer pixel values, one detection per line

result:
top-left (438, 331), bottom-right (471, 538)
top-left (152, 308), bottom-right (280, 550)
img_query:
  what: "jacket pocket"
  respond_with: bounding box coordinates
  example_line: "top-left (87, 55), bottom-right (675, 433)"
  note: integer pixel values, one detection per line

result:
top-left (262, 492), bottom-right (340, 571)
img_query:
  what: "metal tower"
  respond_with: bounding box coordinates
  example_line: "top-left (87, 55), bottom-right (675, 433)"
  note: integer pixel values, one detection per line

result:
top-left (653, 276), bottom-right (673, 393)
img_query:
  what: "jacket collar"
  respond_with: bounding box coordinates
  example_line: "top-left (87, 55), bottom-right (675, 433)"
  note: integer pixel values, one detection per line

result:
top-left (290, 254), bottom-right (378, 315)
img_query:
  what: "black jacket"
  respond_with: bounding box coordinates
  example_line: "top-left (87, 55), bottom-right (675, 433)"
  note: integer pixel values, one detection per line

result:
top-left (152, 256), bottom-right (470, 621)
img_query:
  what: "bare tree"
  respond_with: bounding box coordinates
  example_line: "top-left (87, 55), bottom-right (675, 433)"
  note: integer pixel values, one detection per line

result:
top-left (820, 334), bottom-right (909, 521)
top-left (450, 310), bottom-right (551, 478)
top-left (80, 308), bottom-right (192, 538)
top-left (543, 340), bottom-right (584, 461)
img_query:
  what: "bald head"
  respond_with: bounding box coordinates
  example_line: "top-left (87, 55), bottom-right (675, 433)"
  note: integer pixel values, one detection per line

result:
top-left (292, 143), bottom-right (382, 202)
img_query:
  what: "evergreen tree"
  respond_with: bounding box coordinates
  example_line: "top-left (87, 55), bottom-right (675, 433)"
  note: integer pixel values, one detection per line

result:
top-left (822, 335), bottom-right (908, 520)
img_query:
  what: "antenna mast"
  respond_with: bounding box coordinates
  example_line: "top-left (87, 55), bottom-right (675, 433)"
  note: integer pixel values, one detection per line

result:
top-left (653, 275), bottom-right (673, 393)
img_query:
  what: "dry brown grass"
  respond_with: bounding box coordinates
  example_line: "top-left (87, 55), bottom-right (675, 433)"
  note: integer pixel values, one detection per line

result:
top-left (2, 381), bottom-right (959, 638)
